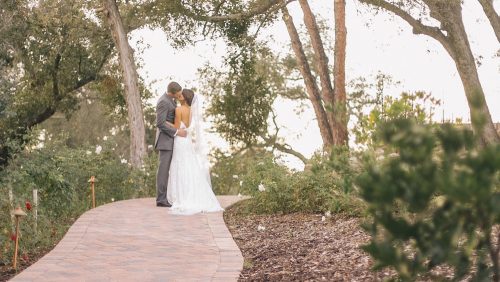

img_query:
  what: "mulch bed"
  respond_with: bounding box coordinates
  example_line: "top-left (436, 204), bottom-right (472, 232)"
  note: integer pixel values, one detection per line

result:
top-left (0, 246), bottom-right (54, 282)
top-left (224, 201), bottom-right (395, 281)
top-left (0, 218), bottom-right (75, 282)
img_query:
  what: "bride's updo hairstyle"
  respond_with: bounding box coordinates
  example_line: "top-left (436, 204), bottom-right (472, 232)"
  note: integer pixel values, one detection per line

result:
top-left (182, 89), bottom-right (195, 106)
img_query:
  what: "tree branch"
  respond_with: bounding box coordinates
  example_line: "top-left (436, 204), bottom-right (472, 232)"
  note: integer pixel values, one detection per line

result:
top-left (179, 0), bottom-right (295, 22)
top-left (282, 6), bottom-right (334, 146)
top-left (27, 45), bottom-right (112, 128)
top-left (259, 133), bottom-right (308, 164)
top-left (298, 0), bottom-right (336, 126)
top-left (267, 137), bottom-right (308, 164)
top-left (359, 0), bottom-right (452, 54)
top-left (478, 0), bottom-right (500, 43)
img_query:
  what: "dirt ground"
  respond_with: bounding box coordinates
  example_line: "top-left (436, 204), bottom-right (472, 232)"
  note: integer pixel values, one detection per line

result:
top-left (224, 202), bottom-right (395, 281)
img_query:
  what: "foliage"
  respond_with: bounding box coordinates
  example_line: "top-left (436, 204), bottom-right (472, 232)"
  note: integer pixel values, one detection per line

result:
top-left (41, 92), bottom-right (157, 161)
top-left (141, 0), bottom-right (281, 48)
top-left (211, 148), bottom-right (364, 215)
top-left (0, 133), bottom-right (156, 265)
top-left (358, 119), bottom-right (500, 281)
top-left (349, 73), bottom-right (441, 148)
top-left (204, 47), bottom-right (273, 146)
top-left (210, 148), bottom-right (265, 195)
top-left (0, 0), bottom-right (115, 167)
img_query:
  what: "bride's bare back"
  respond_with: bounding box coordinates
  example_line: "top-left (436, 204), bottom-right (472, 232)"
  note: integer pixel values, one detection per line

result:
top-left (174, 105), bottom-right (190, 128)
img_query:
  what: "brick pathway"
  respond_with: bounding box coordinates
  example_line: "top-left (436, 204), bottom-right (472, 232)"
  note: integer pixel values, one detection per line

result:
top-left (12, 196), bottom-right (247, 282)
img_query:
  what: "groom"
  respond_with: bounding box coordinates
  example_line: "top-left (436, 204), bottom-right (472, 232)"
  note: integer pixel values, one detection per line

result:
top-left (155, 81), bottom-right (187, 207)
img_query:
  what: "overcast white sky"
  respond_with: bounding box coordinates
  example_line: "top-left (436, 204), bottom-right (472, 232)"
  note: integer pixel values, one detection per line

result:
top-left (130, 1), bottom-right (500, 170)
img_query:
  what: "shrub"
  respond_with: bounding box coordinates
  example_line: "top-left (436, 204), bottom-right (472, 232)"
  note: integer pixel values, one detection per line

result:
top-left (358, 119), bottom-right (500, 281)
top-left (232, 149), bottom-right (364, 215)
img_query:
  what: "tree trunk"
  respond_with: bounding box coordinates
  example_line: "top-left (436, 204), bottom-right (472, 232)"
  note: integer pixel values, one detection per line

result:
top-left (478, 0), bottom-right (500, 43)
top-left (282, 7), bottom-right (334, 147)
top-left (102, 0), bottom-right (147, 167)
top-left (298, 0), bottom-right (336, 130)
top-left (438, 3), bottom-right (500, 145)
top-left (360, 0), bottom-right (500, 145)
top-left (333, 0), bottom-right (348, 146)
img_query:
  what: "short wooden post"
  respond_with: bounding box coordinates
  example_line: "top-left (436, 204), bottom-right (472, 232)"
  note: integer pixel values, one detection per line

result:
top-left (8, 188), bottom-right (13, 206)
top-left (33, 189), bottom-right (38, 233)
top-left (89, 176), bottom-right (96, 209)
top-left (9, 187), bottom-right (14, 228)
top-left (12, 207), bottom-right (27, 269)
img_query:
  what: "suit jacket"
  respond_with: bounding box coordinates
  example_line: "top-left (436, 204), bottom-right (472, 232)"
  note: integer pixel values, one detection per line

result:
top-left (155, 94), bottom-right (177, 151)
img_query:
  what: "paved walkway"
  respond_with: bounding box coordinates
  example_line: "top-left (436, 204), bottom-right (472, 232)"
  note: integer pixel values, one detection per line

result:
top-left (12, 196), bottom-right (246, 282)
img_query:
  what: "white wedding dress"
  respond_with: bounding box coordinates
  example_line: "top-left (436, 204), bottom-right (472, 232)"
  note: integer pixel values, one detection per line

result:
top-left (167, 95), bottom-right (223, 215)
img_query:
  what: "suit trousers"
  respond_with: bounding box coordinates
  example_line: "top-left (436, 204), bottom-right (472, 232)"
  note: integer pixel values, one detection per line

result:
top-left (156, 150), bottom-right (173, 205)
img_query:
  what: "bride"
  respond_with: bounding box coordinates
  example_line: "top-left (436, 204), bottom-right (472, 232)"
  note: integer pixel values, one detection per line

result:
top-left (165, 89), bottom-right (223, 215)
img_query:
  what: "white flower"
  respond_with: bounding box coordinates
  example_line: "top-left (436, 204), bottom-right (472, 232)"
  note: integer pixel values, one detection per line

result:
top-left (232, 175), bottom-right (238, 179)
top-left (258, 183), bottom-right (266, 192)
top-left (237, 193), bottom-right (243, 198)
top-left (212, 173), bottom-right (219, 178)
top-left (321, 216), bottom-right (326, 222)
top-left (257, 224), bottom-right (266, 231)
top-left (103, 136), bottom-right (108, 141)
top-left (147, 145), bottom-right (153, 150)
top-left (111, 198), bottom-right (115, 202)
top-left (239, 181), bottom-right (243, 186)
top-left (110, 127), bottom-right (118, 136)
top-left (86, 150), bottom-right (92, 155)
top-left (325, 211), bottom-right (331, 217)
top-left (121, 158), bottom-right (128, 164)
top-left (95, 145), bottom-right (102, 154)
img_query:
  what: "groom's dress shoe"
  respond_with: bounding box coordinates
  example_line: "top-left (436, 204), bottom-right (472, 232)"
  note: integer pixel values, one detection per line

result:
top-left (157, 202), bottom-right (172, 207)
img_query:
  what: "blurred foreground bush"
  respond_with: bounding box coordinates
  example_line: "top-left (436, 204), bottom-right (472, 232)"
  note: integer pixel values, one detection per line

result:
top-left (359, 119), bottom-right (500, 281)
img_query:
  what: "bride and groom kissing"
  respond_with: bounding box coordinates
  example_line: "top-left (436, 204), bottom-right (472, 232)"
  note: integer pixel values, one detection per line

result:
top-left (154, 81), bottom-right (223, 215)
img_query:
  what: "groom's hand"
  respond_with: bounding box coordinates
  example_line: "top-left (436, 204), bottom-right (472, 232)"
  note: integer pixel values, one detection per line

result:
top-left (177, 129), bottom-right (187, 138)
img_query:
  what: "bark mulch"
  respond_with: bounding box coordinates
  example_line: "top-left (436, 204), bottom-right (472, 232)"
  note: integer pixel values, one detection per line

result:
top-left (224, 201), bottom-right (395, 281)
top-left (0, 246), bottom-right (53, 282)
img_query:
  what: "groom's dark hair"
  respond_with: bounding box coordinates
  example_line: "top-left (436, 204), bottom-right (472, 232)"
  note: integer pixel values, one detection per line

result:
top-left (167, 81), bottom-right (182, 94)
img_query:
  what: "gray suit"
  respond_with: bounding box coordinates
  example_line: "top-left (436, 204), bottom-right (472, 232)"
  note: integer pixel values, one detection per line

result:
top-left (155, 94), bottom-right (177, 205)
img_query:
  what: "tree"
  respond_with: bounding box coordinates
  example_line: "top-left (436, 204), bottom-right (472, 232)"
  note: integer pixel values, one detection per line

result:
top-left (478, 0), bottom-right (500, 43)
top-left (198, 33), bottom-right (309, 164)
top-left (333, 0), bottom-right (348, 146)
top-left (0, 0), bottom-right (114, 167)
top-left (172, 0), bottom-right (349, 148)
top-left (281, 0), bottom-right (348, 147)
top-left (282, 6), bottom-right (334, 147)
top-left (359, 0), bottom-right (500, 145)
top-left (282, 1), bottom-right (349, 148)
top-left (100, 0), bottom-right (147, 168)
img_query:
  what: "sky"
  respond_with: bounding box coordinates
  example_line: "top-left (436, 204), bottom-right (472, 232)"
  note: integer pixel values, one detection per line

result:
top-left (129, 1), bottom-right (500, 170)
